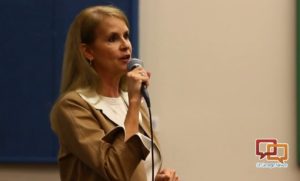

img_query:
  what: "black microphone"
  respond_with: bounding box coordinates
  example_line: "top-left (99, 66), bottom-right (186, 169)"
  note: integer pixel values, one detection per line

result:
top-left (127, 58), bottom-right (151, 108)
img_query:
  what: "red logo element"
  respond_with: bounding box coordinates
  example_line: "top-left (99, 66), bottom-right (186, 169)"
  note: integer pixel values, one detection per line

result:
top-left (256, 139), bottom-right (277, 159)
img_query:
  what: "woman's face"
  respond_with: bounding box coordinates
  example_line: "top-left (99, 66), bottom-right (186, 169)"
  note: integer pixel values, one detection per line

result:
top-left (88, 16), bottom-right (132, 77)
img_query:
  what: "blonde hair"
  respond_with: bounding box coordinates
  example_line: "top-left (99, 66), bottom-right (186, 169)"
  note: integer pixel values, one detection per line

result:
top-left (60, 6), bottom-right (129, 94)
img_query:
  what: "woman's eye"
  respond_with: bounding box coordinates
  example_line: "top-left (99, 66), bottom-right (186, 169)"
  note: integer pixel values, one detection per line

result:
top-left (124, 32), bottom-right (129, 40)
top-left (108, 34), bottom-right (118, 42)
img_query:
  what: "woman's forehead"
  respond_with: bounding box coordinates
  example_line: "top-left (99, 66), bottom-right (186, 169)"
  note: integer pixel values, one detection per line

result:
top-left (96, 16), bottom-right (129, 34)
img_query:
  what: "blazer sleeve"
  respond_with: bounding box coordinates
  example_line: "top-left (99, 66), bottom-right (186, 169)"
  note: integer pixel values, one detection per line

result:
top-left (50, 93), bottom-right (149, 181)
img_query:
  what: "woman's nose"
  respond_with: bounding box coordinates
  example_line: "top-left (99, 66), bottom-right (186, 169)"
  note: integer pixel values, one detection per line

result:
top-left (120, 38), bottom-right (131, 51)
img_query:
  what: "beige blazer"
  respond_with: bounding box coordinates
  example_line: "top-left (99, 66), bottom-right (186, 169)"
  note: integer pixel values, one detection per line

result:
top-left (50, 91), bottom-right (161, 181)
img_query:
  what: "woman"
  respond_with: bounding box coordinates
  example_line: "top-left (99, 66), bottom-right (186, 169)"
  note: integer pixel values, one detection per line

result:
top-left (50, 5), bottom-right (179, 181)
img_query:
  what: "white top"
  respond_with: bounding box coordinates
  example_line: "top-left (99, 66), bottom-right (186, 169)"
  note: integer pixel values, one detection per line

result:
top-left (76, 89), bottom-right (161, 181)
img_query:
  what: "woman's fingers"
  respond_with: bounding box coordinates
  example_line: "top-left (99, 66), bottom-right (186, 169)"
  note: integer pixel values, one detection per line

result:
top-left (126, 67), bottom-right (150, 103)
top-left (155, 168), bottom-right (179, 181)
top-left (127, 67), bottom-right (150, 88)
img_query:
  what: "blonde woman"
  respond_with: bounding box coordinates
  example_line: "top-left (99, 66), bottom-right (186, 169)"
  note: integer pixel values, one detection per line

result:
top-left (50, 5), bottom-right (179, 181)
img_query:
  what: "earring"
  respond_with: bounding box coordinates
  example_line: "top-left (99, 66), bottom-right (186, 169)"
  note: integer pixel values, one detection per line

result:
top-left (88, 59), bottom-right (92, 66)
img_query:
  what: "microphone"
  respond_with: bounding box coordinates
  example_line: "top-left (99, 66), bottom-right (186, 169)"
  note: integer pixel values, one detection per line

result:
top-left (127, 58), bottom-right (151, 108)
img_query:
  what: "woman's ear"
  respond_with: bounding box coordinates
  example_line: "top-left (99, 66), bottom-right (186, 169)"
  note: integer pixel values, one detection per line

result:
top-left (80, 43), bottom-right (94, 61)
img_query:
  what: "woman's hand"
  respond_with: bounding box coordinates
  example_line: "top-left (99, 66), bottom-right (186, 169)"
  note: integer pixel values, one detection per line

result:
top-left (126, 67), bottom-right (150, 104)
top-left (155, 168), bottom-right (180, 181)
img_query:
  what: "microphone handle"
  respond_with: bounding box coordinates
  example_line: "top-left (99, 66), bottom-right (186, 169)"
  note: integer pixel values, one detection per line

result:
top-left (141, 83), bottom-right (151, 108)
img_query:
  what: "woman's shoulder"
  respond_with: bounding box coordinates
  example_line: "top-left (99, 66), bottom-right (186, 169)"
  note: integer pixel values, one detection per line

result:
top-left (56, 91), bottom-right (83, 103)
top-left (52, 90), bottom-right (89, 111)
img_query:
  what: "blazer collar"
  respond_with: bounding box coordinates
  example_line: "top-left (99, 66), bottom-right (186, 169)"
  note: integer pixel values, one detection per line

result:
top-left (76, 88), bottom-right (143, 128)
top-left (76, 88), bottom-right (128, 109)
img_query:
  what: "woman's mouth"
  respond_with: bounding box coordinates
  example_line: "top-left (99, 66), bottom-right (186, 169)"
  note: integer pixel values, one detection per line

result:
top-left (119, 55), bottom-right (131, 63)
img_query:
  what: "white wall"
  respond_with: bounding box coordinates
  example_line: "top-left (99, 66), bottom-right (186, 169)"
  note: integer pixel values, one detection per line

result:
top-left (140, 0), bottom-right (300, 180)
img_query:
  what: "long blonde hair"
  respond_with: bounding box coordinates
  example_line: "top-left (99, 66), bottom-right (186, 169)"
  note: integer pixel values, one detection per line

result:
top-left (60, 6), bottom-right (129, 94)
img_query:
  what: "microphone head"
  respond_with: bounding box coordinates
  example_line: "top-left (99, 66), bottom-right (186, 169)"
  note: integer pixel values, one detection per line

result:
top-left (127, 58), bottom-right (143, 71)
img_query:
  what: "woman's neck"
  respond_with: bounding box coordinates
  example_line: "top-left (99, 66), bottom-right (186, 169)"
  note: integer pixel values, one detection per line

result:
top-left (98, 75), bottom-right (121, 97)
